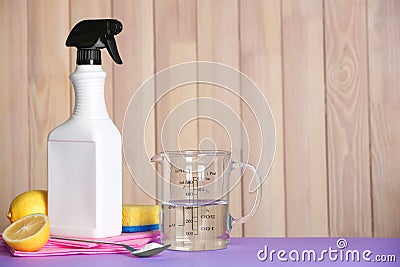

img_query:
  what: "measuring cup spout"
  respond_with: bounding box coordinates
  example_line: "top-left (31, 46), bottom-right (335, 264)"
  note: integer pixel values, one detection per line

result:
top-left (151, 153), bottom-right (163, 163)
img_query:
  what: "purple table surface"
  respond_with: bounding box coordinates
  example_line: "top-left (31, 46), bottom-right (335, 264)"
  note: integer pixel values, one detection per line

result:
top-left (0, 238), bottom-right (399, 267)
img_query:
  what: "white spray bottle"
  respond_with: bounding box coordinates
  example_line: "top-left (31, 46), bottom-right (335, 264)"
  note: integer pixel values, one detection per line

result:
top-left (48, 19), bottom-right (123, 238)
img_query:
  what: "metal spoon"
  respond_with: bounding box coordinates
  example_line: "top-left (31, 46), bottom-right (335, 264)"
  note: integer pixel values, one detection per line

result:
top-left (51, 236), bottom-right (170, 257)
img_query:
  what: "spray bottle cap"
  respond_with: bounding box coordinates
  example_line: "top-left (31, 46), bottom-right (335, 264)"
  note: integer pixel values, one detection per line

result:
top-left (66, 19), bottom-right (123, 65)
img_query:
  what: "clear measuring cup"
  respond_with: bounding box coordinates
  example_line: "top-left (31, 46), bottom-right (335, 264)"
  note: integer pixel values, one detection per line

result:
top-left (151, 150), bottom-right (261, 251)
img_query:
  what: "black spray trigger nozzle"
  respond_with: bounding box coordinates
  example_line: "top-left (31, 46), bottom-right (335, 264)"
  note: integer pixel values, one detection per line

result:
top-left (66, 19), bottom-right (123, 65)
top-left (101, 36), bottom-right (122, 64)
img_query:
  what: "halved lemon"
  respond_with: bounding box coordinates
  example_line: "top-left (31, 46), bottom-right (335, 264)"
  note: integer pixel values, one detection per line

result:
top-left (2, 213), bottom-right (50, 252)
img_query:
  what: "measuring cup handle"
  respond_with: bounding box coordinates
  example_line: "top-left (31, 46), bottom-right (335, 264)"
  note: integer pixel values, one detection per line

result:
top-left (229, 162), bottom-right (262, 229)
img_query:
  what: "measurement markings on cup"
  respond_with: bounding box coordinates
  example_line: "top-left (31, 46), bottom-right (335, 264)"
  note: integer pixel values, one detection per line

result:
top-left (172, 169), bottom-right (221, 237)
top-left (192, 176), bottom-right (199, 235)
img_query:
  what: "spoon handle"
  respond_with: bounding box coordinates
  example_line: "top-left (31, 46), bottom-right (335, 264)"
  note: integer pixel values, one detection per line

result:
top-left (51, 236), bottom-right (123, 246)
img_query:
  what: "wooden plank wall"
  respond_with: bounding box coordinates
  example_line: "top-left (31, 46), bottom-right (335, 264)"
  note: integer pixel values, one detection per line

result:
top-left (0, 0), bottom-right (399, 237)
top-left (283, 0), bottom-right (328, 236)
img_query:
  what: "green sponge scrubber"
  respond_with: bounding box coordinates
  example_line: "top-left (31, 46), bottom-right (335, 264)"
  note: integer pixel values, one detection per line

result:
top-left (122, 204), bottom-right (159, 233)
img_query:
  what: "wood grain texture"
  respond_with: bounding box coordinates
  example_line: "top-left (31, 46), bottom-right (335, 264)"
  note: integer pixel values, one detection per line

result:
top-left (197, 0), bottom-right (242, 237)
top-left (0, 0), bottom-right (29, 231)
top-left (324, 0), bottom-right (372, 237)
top-left (113, 0), bottom-right (155, 204)
top-left (282, 0), bottom-right (329, 236)
top-left (154, 0), bottom-right (198, 152)
top-left (70, 0), bottom-right (114, 118)
top-left (240, 0), bottom-right (286, 237)
top-left (27, 0), bottom-right (70, 189)
top-left (368, 0), bottom-right (400, 237)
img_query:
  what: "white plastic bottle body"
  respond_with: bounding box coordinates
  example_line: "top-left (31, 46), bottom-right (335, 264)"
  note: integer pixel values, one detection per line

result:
top-left (48, 65), bottom-right (122, 238)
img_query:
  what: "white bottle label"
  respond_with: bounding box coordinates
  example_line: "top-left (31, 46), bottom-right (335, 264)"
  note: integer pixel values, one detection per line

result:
top-left (48, 141), bottom-right (96, 230)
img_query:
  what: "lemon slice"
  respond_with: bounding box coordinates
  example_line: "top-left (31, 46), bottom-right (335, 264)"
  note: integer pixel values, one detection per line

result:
top-left (2, 213), bottom-right (50, 252)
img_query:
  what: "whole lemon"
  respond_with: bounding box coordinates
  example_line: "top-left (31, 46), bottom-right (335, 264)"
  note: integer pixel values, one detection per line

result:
top-left (6, 190), bottom-right (48, 223)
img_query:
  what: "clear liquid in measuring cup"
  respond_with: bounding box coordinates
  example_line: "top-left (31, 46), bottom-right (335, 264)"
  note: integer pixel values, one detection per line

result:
top-left (161, 199), bottom-right (230, 251)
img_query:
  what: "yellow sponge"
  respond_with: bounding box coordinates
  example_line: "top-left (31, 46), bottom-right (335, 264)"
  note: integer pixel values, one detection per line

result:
top-left (122, 204), bottom-right (159, 233)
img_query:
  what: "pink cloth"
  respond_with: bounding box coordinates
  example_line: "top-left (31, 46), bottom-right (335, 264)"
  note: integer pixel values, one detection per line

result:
top-left (0, 231), bottom-right (160, 257)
